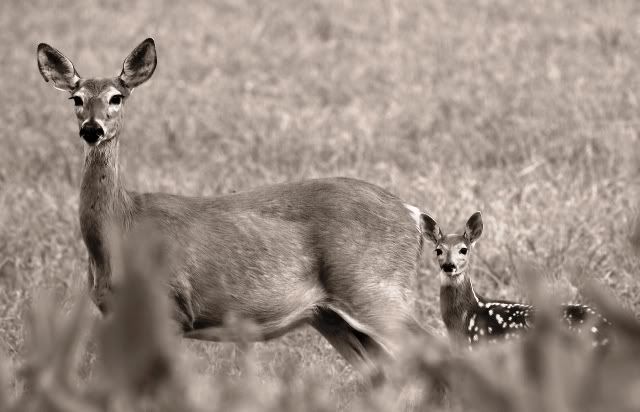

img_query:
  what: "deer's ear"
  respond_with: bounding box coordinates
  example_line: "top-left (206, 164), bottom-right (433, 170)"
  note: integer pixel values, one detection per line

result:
top-left (420, 214), bottom-right (443, 244)
top-left (37, 43), bottom-right (80, 92)
top-left (119, 38), bottom-right (157, 89)
top-left (464, 211), bottom-right (483, 244)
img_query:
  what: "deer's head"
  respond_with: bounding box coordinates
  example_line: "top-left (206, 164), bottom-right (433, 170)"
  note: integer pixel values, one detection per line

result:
top-left (37, 38), bottom-right (157, 146)
top-left (420, 212), bottom-right (483, 278)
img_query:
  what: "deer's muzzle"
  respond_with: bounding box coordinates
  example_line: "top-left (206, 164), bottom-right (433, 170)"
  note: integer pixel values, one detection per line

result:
top-left (80, 121), bottom-right (104, 144)
top-left (442, 263), bottom-right (456, 274)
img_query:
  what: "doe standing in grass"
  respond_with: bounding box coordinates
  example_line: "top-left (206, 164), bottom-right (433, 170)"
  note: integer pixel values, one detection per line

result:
top-left (420, 212), bottom-right (610, 348)
top-left (36, 38), bottom-right (435, 381)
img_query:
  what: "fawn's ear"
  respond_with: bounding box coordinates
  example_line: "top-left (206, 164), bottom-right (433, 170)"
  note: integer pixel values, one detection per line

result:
top-left (37, 43), bottom-right (80, 92)
top-left (420, 214), bottom-right (443, 244)
top-left (464, 211), bottom-right (483, 244)
top-left (119, 38), bottom-right (157, 89)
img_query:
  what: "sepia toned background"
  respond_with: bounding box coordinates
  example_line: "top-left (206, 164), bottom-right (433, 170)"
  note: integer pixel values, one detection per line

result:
top-left (1, 0), bottom-right (640, 410)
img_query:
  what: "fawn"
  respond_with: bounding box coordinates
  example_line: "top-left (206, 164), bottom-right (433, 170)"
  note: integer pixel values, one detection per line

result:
top-left (420, 212), bottom-right (610, 347)
top-left (37, 38), bottom-right (434, 380)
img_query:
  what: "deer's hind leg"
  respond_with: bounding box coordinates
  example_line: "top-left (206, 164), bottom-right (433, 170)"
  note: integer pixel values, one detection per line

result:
top-left (311, 307), bottom-right (392, 385)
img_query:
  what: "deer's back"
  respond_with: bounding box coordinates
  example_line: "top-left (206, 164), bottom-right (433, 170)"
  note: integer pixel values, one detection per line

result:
top-left (129, 177), bottom-right (422, 326)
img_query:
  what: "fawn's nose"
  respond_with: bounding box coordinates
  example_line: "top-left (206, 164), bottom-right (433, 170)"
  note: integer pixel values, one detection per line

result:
top-left (80, 121), bottom-right (104, 144)
top-left (442, 263), bottom-right (456, 273)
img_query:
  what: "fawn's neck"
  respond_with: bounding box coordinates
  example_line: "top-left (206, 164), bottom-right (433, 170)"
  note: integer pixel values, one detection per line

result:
top-left (439, 272), bottom-right (480, 338)
top-left (79, 138), bottom-right (132, 269)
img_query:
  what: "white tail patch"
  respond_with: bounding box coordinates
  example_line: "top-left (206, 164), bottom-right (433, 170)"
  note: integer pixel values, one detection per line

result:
top-left (403, 203), bottom-right (422, 232)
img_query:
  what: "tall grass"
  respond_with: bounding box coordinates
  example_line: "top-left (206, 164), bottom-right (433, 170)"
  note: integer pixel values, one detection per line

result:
top-left (2, 241), bottom-right (640, 411)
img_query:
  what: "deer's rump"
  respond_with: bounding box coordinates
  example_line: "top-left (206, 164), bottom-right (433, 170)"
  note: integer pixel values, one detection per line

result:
top-left (129, 177), bottom-right (422, 333)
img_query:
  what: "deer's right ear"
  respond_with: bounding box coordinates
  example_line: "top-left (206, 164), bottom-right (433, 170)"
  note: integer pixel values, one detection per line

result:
top-left (37, 43), bottom-right (80, 92)
top-left (119, 38), bottom-right (157, 89)
top-left (420, 214), bottom-right (443, 244)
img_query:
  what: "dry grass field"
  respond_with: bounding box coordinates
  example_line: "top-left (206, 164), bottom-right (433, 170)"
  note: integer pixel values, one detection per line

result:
top-left (1, 0), bottom-right (640, 410)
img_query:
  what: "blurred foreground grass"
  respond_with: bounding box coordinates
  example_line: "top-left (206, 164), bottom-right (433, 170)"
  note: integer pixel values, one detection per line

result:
top-left (4, 242), bottom-right (640, 412)
top-left (1, 0), bottom-right (640, 410)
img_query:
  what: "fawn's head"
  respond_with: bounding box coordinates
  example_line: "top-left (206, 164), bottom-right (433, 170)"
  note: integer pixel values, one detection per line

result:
top-left (37, 38), bottom-right (157, 146)
top-left (420, 212), bottom-right (483, 278)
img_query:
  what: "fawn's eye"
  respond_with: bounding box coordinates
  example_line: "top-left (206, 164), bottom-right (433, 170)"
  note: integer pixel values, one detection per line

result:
top-left (460, 247), bottom-right (468, 255)
top-left (109, 95), bottom-right (123, 105)
top-left (435, 249), bottom-right (443, 256)
top-left (70, 96), bottom-right (83, 107)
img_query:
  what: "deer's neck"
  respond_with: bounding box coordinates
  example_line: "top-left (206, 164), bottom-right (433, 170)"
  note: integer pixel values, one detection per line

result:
top-left (439, 272), bottom-right (480, 338)
top-left (79, 138), bottom-right (132, 268)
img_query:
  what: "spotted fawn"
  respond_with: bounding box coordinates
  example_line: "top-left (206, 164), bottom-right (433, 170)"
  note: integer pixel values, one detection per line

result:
top-left (420, 212), bottom-right (610, 348)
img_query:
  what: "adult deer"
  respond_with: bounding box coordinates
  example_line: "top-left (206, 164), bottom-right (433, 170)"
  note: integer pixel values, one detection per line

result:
top-left (37, 38), bottom-right (433, 379)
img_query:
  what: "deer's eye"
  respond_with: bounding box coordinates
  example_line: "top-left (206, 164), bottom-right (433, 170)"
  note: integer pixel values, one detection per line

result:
top-left (70, 96), bottom-right (83, 107)
top-left (435, 249), bottom-right (443, 256)
top-left (460, 248), bottom-right (468, 255)
top-left (109, 95), bottom-right (123, 105)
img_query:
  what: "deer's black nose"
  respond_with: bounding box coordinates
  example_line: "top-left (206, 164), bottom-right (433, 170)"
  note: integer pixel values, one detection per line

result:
top-left (80, 121), bottom-right (104, 144)
top-left (442, 263), bottom-right (456, 273)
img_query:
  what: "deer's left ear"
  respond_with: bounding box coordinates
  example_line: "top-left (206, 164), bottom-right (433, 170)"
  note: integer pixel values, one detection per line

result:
top-left (119, 38), bottom-right (157, 89)
top-left (464, 211), bottom-right (483, 244)
top-left (37, 43), bottom-right (80, 92)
